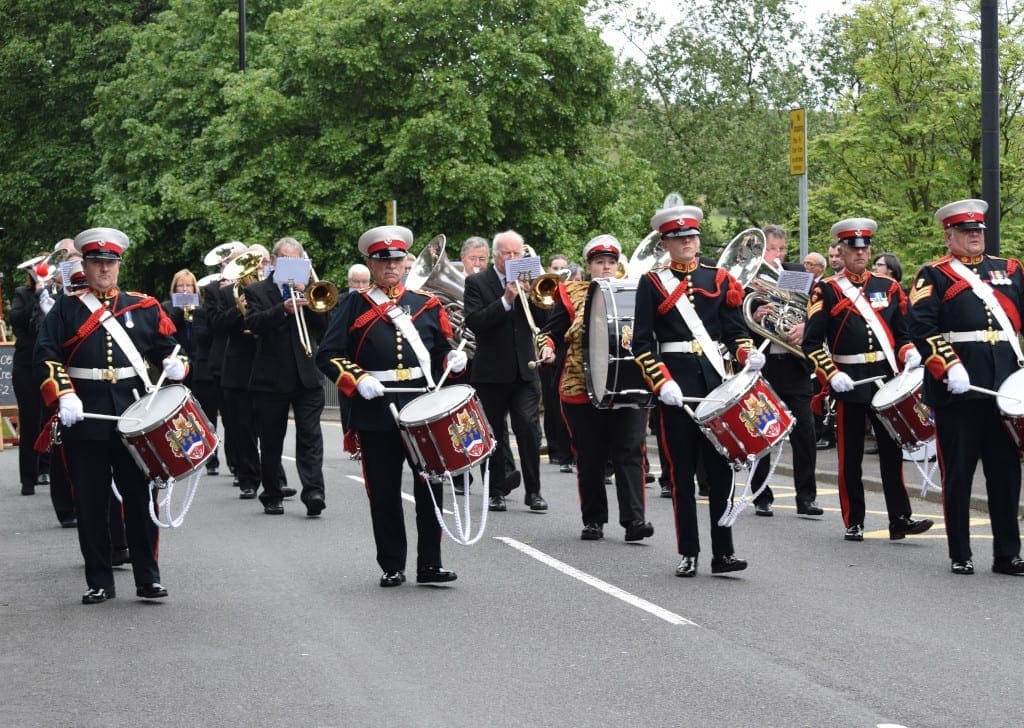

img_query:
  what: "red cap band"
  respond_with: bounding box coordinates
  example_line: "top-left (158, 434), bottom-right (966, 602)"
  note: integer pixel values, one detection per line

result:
top-left (658, 217), bottom-right (701, 235)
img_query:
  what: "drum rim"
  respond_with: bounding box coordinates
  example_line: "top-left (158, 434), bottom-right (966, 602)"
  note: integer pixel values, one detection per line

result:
top-left (998, 368), bottom-right (1024, 416)
top-left (693, 370), bottom-right (758, 420)
top-left (117, 384), bottom-right (191, 436)
top-left (397, 383), bottom-right (476, 426)
top-left (870, 368), bottom-right (924, 409)
top-left (582, 278), bottom-right (651, 408)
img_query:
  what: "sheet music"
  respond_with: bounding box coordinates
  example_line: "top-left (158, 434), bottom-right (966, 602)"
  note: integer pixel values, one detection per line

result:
top-left (775, 269), bottom-right (814, 295)
top-left (272, 257), bottom-right (312, 285)
top-left (171, 293), bottom-right (200, 308)
top-left (505, 255), bottom-right (544, 282)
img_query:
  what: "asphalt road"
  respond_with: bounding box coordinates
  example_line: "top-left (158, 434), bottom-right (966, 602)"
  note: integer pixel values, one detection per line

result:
top-left (1, 416), bottom-right (1021, 728)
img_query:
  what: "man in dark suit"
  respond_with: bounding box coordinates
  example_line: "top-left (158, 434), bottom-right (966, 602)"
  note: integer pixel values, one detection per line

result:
top-left (244, 237), bottom-right (328, 517)
top-left (746, 224), bottom-right (823, 518)
top-left (463, 229), bottom-right (554, 512)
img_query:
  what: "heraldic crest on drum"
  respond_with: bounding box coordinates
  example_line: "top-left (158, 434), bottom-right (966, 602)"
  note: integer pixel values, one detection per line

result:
top-left (620, 324), bottom-right (633, 352)
top-left (914, 400), bottom-right (934, 427)
top-left (448, 410), bottom-right (488, 459)
top-left (165, 413), bottom-right (209, 462)
top-left (739, 391), bottom-right (785, 440)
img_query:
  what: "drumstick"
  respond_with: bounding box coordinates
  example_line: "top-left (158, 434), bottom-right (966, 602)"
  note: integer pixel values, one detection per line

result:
top-left (146, 343), bottom-right (182, 411)
top-left (381, 387), bottom-right (430, 394)
top-left (968, 383), bottom-right (1024, 404)
top-left (82, 412), bottom-right (144, 423)
top-left (435, 339), bottom-right (468, 390)
top-left (850, 375), bottom-right (887, 388)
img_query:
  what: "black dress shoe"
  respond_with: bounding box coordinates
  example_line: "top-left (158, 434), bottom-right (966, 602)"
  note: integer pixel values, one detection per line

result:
top-left (581, 523), bottom-right (604, 540)
top-left (37, 473), bottom-right (50, 486)
top-left (501, 470), bottom-right (522, 496)
top-left (136, 583), bottom-right (168, 599)
top-left (488, 495), bottom-right (507, 512)
top-left (864, 445), bottom-right (879, 455)
top-left (644, 473), bottom-right (656, 484)
top-left (992, 556), bottom-right (1024, 575)
top-left (453, 480), bottom-right (466, 496)
top-left (280, 487), bottom-right (298, 498)
top-left (59, 516), bottom-right (78, 529)
top-left (416, 566), bottom-right (457, 584)
top-left (525, 493), bottom-right (548, 511)
top-left (559, 463), bottom-right (574, 473)
top-left (797, 500), bottom-right (824, 516)
top-left (304, 495), bottom-right (326, 517)
top-left (711, 554), bottom-right (748, 574)
top-left (755, 502), bottom-right (774, 517)
top-left (379, 571), bottom-right (406, 587)
top-left (82, 586), bottom-right (115, 604)
top-left (815, 438), bottom-right (835, 450)
top-left (660, 483), bottom-right (673, 499)
top-left (889, 515), bottom-right (934, 540)
top-left (21, 484), bottom-right (35, 496)
top-left (263, 500), bottom-right (284, 515)
top-left (624, 521), bottom-right (654, 541)
top-left (206, 465), bottom-right (219, 476)
top-left (951, 559), bottom-right (975, 575)
top-left (239, 487), bottom-right (257, 500)
top-left (844, 524), bottom-right (864, 541)
top-left (111, 547), bottom-right (131, 566)
top-left (675, 555), bottom-right (697, 577)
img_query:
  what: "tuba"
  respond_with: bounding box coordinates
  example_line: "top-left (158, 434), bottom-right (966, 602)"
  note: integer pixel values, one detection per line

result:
top-left (404, 234), bottom-right (475, 356)
top-left (627, 230), bottom-right (668, 278)
top-left (718, 228), bottom-right (808, 358)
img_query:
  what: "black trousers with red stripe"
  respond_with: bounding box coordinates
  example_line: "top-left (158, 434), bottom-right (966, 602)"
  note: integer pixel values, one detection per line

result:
top-left (657, 403), bottom-right (735, 558)
top-left (835, 399), bottom-right (911, 528)
top-left (561, 401), bottom-right (647, 528)
top-left (935, 399), bottom-right (1021, 562)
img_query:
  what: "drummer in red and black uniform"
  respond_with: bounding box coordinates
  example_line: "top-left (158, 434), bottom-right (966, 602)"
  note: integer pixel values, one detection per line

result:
top-left (315, 225), bottom-right (468, 588)
top-left (541, 235), bottom-right (654, 543)
top-left (803, 217), bottom-right (933, 543)
top-left (33, 227), bottom-right (187, 604)
top-left (632, 206), bottom-right (764, 578)
top-left (907, 199), bottom-right (1024, 576)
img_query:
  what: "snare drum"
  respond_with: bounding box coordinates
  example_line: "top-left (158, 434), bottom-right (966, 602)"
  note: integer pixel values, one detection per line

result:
top-left (397, 384), bottom-right (495, 481)
top-left (582, 279), bottom-right (654, 409)
top-left (691, 370), bottom-right (794, 469)
top-left (117, 384), bottom-right (219, 483)
top-left (996, 368), bottom-right (1024, 454)
top-left (870, 369), bottom-right (934, 448)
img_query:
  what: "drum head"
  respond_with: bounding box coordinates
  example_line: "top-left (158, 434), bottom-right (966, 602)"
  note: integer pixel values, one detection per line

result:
top-left (693, 370), bottom-right (755, 420)
top-left (399, 384), bottom-right (473, 425)
top-left (871, 368), bottom-right (924, 409)
top-left (998, 369), bottom-right (1024, 417)
top-left (117, 385), bottom-right (189, 436)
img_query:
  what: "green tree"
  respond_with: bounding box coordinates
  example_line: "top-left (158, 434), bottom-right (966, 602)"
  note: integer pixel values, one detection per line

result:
top-left (0, 0), bottom-right (167, 283)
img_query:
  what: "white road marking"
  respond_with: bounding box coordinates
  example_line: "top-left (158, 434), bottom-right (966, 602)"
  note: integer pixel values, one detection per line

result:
top-left (344, 474), bottom-right (454, 515)
top-left (495, 537), bottom-right (697, 626)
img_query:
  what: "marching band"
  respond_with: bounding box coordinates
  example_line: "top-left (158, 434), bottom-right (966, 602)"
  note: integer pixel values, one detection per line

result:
top-left (9, 196), bottom-right (1024, 603)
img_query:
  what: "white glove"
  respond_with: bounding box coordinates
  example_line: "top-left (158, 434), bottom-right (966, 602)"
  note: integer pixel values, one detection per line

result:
top-left (745, 350), bottom-right (766, 372)
top-left (540, 346), bottom-right (555, 364)
top-left (946, 362), bottom-right (970, 394)
top-left (38, 287), bottom-right (55, 315)
top-left (658, 380), bottom-right (685, 407)
top-left (446, 350), bottom-right (468, 374)
top-left (162, 357), bottom-right (186, 381)
top-left (356, 375), bottom-right (385, 400)
top-left (903, 348), bottom-right (922, 370)
top-left (830, 372), bottom-right (855, 393)
top-left (58, 392), bottom-right (85, 427)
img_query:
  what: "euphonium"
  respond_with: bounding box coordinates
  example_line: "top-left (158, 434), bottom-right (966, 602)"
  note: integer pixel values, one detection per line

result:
top-left (404, 234), bottom-right (476, 356)
top-left (222, 251), bottom-right (264, 314)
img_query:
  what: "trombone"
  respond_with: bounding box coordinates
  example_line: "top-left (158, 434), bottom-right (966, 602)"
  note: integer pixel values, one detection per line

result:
top-left (292, 267), bottom-right (339, 357)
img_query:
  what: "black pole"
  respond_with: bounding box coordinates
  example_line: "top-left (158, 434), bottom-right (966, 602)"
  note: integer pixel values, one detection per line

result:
top-left (238, 0), bottom-right (247, 72)
top-left (981, 0), bottom-right (999, 253)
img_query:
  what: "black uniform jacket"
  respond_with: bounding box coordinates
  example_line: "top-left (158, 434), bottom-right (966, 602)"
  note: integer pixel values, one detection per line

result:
top-left (209, 282), bottom-right (257, 390)
top-left (33, 287), bottom-right (181, 441)
top-left (315, 285), bottom-right (458, 432)
top-left (907, 253), bottom-right (1024, 408)
top-left (632, 262), bottom-right (753, 395)
top-left (463, 267), bottom-right (541, 385)
top-left (11, 284), bottom-right (43, 369)
top-left (243, 276), bottom-right (327, 393)
top-left (200, 279), bottom-right (230, 382)
top-left (803, 271), bottom-right (914, 405)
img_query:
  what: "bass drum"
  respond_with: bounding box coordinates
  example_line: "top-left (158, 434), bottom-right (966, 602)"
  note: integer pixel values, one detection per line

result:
top-left (582, 279), bottom-right (654, 409)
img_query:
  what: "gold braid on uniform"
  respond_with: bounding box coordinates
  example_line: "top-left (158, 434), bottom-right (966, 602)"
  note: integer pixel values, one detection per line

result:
top-left (635, 351), bottom-right (672, 392)
top-left (327, 357), bottom-right (366, 398)
top-left (807, 348), bottom-right (839, 384)
top-left (39, 360), bottom-right (74, 407)
top-left (922, 334), bottom-right (960, 381)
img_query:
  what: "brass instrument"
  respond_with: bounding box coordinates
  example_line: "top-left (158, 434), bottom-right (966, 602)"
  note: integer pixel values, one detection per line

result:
top-left (293, 265), bottom-right (339, 358)
top-left (717, 228), bottom-right (808, 358)
top-left (222, 251), bottom-right (264, 314)
top-left (627, 230), bottom-right (668, 277)
top-left (404, 234), bottom-right (476, 356)
top-left (528, 272), bottom-right (564, 309)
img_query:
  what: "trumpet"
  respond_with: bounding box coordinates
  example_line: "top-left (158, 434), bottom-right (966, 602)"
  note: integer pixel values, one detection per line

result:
top-left (292, 267), bottom-right (339, 357)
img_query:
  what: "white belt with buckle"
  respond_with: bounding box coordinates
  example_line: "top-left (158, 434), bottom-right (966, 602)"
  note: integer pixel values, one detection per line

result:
top-left (366, 366), bottom-right (424, 382)
top-left (67, 366), bottom-right (138, 383)
top-left (943, 330), bottom-right (1010, 344)
top-left (661, 340), bottom-right (703, 355)
top-left (833, 352), bottom-right (884, 364)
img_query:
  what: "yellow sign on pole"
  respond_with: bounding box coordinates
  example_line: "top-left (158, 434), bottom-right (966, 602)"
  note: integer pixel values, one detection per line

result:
top-left (789, 108), bottom-right (806, 176)
top-left (385, 200), bottom-right (397, 225)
